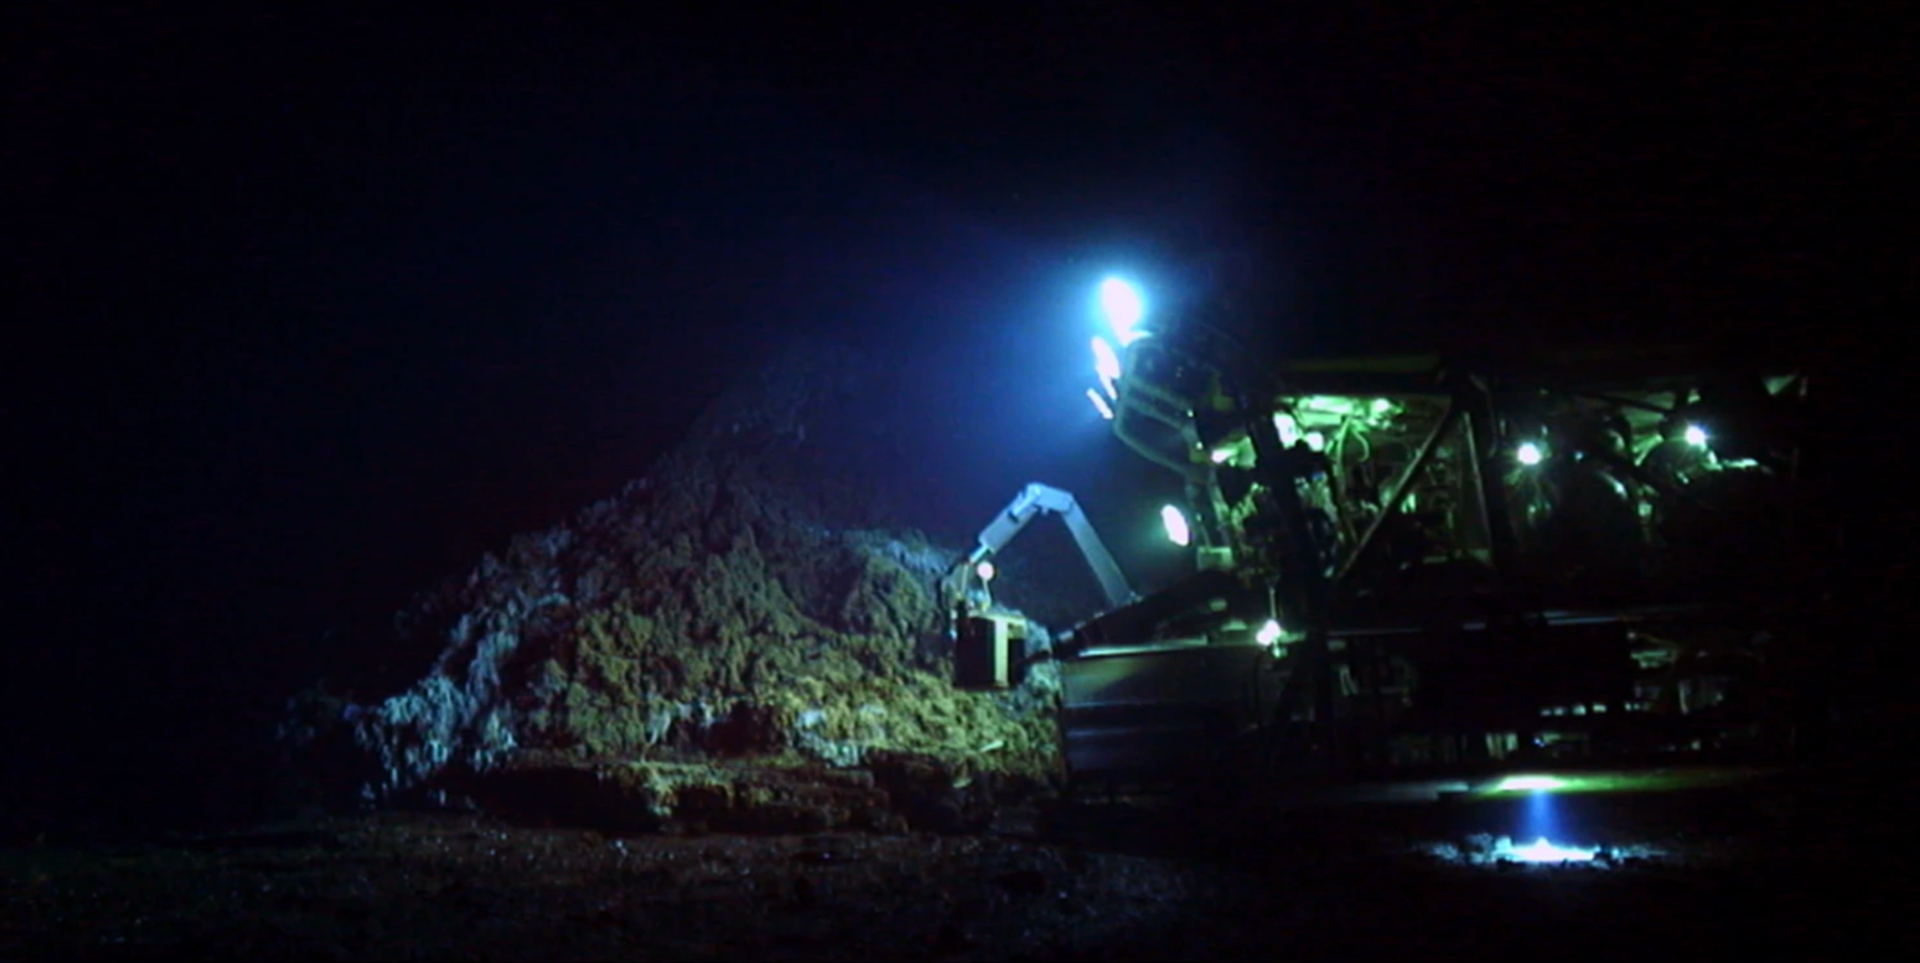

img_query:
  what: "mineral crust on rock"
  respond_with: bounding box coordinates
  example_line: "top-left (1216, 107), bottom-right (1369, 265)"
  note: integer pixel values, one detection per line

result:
top-left (286, 345), bottom-right (1061, 828)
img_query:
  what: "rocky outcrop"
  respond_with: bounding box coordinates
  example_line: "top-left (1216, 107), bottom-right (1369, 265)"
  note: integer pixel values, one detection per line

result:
top-left (284, 343), bottom-right (1061, 824)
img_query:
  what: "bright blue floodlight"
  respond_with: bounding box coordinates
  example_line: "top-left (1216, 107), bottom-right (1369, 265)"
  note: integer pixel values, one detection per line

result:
top-left (1086, 388), bottom-right (1115, 420)
top-left (1091, 336), bottom-right (1122, 398)
top-left (1160, 504), bottom-right (1191, 547)
top-left (1098, 278), bottom-right (1146, 346)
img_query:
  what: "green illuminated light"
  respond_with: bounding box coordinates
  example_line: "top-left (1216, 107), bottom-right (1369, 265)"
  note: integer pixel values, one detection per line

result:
top-left (1305, 431), bottom-right (1327, 452)
top-left (1516, 442), bottom-right (1544, 466)
top-left (1298, 396), bottom-right (1363, 417)
top-left (1210, 447), bottom-right (1235, 464)
top-left (1474, 768), bottom-right (1773, 799)
top-left (1684, 424), bottom-right (1709, 447)
top-left (1273, 413), bottom-right (1301, 447)
top-left (1495, 775), bottom-right (1566, 792)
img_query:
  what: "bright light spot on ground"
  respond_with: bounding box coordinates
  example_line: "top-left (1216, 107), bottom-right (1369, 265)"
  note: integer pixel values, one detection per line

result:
top-left (1098, 278), bottom-right (1145, 345)
top-left (1087, 388), bottom-right (1115, 420)
top-left (1505, 837), bottom-right (1598, 863)
top-left (1256, 619), bottom-right (1283, 647)
top-left (1210, 447), bottom-right (1235, 464)
top-left (1516, 442), bottom-right (1544, 466)
top-left (1416, 835), bottom-right (1658, 868)
top-left (974, 561), bottom-right (995, 582)
top-left (1684, 423), bottom-right (1709, 447)
top-left (1496, 775), bottom-right (1566, 792)
top-left (1160, 504), bottom-right (1191, 547)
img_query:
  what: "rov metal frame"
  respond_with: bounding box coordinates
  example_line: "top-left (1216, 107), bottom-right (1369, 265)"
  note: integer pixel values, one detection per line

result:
top-left (1057, 330), bottom-right (1817, 780)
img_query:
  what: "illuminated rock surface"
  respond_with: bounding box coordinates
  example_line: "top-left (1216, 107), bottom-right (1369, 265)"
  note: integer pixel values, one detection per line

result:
top-left (284, 346), bottom-right (1061, 830)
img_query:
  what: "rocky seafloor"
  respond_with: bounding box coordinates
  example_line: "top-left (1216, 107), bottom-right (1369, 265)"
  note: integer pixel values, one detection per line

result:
top-left (276, 344), bottom-right (1068, 835)
top-left (2, 771), bottom-right (1909, 961)
top-left (9, 346), bottom-right (1916, 960)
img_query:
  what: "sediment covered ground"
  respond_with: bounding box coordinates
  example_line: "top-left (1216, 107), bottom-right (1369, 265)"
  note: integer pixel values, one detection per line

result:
top-left (2, 772), bottom-right (1907, 961)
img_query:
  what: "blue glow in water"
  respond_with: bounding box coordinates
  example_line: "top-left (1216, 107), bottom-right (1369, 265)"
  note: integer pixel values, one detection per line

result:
top-left (1520, 790), bottom-right (1559, 841)
top-left (1097, 278), bottom-right (1145, 345)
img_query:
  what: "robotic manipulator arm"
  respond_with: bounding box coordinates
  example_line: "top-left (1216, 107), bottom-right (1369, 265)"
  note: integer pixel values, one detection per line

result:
top-left (944, 483), bottom-right (1135, 620)
top-left (945, 483), bottom-right (1138, 689)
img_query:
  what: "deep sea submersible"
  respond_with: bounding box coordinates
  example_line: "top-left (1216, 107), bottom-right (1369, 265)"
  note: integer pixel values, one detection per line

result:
top-left (948, 278), bottom-right (1822, 791)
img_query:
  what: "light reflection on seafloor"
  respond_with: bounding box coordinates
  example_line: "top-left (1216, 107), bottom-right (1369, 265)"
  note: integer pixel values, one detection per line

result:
top-left (1416, 834), bottom-right (1667, 867)
top-left (1502, 837), bottom-right (1598, 863)
top-left (1407, 765), bottom-right (1764, 867)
